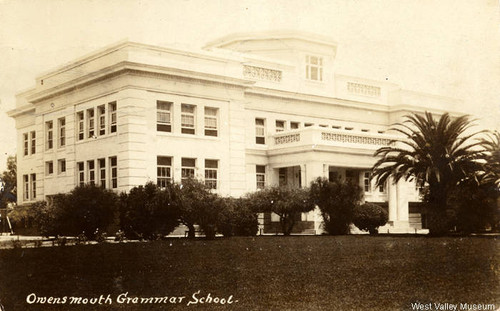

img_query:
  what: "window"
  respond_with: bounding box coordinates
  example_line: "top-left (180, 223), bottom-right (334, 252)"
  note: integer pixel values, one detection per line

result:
top-left (306, 55), bottom-right (323, 81)
top-left (332, 125), bottom-right (341, 129)
top-left (205, 159), bottom-right (218, 189)
top-left (30, 131), bottom-right (36, 154)
top-left (23, 175), bottom-right (29, 200)
top-left (345, 127), bottom-right (353, 131)
top-left (98, 105), bottom-right (106, 136)
top-left (109, 102), bottom-right (117, 133)
top-left (255, 118), bottom-right (265, 144)
top-left (361, 129), bottom-right (369, 133)
top-left (319, 124), bottom-right (328, 128)
top-left (87, 108), bottom-right (95, 138)
top-left (181, 104), bottom-right (196, 134)
top-left (204, 107), bottom-right (218, 137)
top-left (181, 158), bottom-right (196, 183)
top-left (379, 182), bottom-right (385, 193)
top-left (110, 156), bottom-right (117, 188)
top-left (290, 122), bottom-right (299, 130)
top-left (157, 156), bottom-right (172, 188)
top-left (275, 120), bottom-right (285, 132)
top-left (46, 121), bottom-right (53, 150)
top-left (346, 170), bottom-right (356, 184)
top-left (378, 130), bottom-right (385, 134)
top-left (58, 117), bottom-right (66, 147)
top-left (77, 112), bottom-right (84, 141)
top-left (157, 101), bottom-right (172, 132)
top-left (58, 159), bottom-right (66, 174)
top-left (98, 158), bottom-right (106, 188)
top-left (364, 172), bottom-right (371, 192)
top-left (46, 161), bottom-right (54, 175)
top-left (23, 133), bottom-right (28, 156)
top-left (88, 160), bottom-right (95, 186)
top-left (30, 174), bottom-right (36, 199)
top-left (304, 123), bottom-right (313, 127)
top-left (77, 162), bottom-right (85, 186)
top-left (256, 165), bottom-right (266, 189)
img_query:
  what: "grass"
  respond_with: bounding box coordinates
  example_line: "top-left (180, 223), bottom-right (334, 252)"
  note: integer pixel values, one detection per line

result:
top-left (0, 236), bottom-right (498, 311)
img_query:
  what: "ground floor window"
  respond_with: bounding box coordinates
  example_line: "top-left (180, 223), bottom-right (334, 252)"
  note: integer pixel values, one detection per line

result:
top-left (204, 159), bottom-right (218, 189)
top-left (157, 156), bottom-right (172, 188)
top-left (181, 158), bottom-right (196, 183)
top-left (256, 165), bottom-right (266, 189)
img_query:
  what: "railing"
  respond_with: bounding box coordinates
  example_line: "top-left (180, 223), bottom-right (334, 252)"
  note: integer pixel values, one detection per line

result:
top-left (243, 65), bottom-right (282, 82)
top-left (274, 133), bottom-right (300, 145)
top-left (321, 132), bottom-right (390, 146)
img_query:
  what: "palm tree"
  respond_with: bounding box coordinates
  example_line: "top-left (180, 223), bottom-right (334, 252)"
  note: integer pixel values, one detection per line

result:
top-left (371, 112), bottom-right (486, 235)
top-left (481, 131), bottom-right (500, 188)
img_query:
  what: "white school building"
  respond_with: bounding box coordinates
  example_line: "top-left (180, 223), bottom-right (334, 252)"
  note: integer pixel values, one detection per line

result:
top-left (8, 31), bottom-right (465, 234)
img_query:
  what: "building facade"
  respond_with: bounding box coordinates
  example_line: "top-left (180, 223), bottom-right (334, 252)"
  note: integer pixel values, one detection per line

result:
top-left (8, 31), bottom-right (465, 234)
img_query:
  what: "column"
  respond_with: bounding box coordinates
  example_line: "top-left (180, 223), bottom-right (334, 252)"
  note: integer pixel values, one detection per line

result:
top-left (388, 177), bottom-right (397, 223)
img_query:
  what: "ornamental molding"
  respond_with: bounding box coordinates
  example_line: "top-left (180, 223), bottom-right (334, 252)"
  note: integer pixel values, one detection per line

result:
top-left (243, 65), bottom-right (282, 82)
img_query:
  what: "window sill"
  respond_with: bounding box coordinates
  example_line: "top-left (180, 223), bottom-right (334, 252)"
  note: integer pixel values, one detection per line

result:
top-left (156, 132), bottom-right (221, 141)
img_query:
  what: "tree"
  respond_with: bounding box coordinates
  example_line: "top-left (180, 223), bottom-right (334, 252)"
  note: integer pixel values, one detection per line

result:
top-left (119, 182), bottom-right (180, 239)
top-left (1, 155), bottom-right (16, 209)
top-left (353, 203), bottom-right (388, 234)
top-left (481, 131), bottom-right (500, 188)
top-left (371, 112), bottom-right (486, 235)
top-left (247, 186), bottom-right (314, 235)
top-left (310, 177), bottom-right (363, 235)
top-left (218, 197), bottom-right (258, 237)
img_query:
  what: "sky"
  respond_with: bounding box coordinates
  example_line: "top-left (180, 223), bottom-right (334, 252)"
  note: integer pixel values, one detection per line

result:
top-left (0, 0), bottom-right (499, 171)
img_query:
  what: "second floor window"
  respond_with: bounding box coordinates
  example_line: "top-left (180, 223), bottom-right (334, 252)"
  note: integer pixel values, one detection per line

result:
top-left (276, 120), bottom-right (285, 132)
top-left (98, 105), bottom-right (106, 136)
top-left (46, 121), bottom-right (53, 150)
top-left (109, 102), bottom-right (117, 133)
top-left (77, 112), bottom-right (84, 141)
top-left (157, 101), bottom-right (172, 132)
top-left (306, 55), bottom-right (323, 81)
top-left (58, 159), bottom-right (66, 174)
top-left (46, 161), bottom-right (54, 175)
top-left (290, 122), bottom-right (299, 130)
top-left (204, 107), bottom-right (218, 137)
top-left (87, 108), bottom-right (95, 138)
top-left (31, 131), bottom-right (36, 154)
top-left (181, 104), bottom-right (196, 134)
top-left (23, 133), bottom-right (28, 156)
top-left (255, 118), bottom-right (265, 144)
top-left (58, 117), bottom-right (66, 147)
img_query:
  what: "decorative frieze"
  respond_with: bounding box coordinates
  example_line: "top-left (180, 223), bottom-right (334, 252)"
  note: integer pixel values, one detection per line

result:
top-left (243, 65), bottom-right (282, 82)
top-left (321, 132), bottom-right (390, 145)
top-left (347, 82), bottom-right (381, 97)
top-left (275, 133), bottom-right (300, 145)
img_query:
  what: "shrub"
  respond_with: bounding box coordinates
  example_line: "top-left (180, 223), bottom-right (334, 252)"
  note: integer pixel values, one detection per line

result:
top-left (353, 203), bottom-right (388, 234)
top-left (119, 182), bottom-right (180, 240)
top-left (310, 177), bottom-right (363, 235)
top-left (247, 186), bottom-right (314, 235)
top-left (218, 198), bottom-right (258, 237)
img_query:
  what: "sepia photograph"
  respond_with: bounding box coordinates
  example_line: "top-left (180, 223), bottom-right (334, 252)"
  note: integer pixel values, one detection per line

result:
top-left (0, 0), bottom-right (499, 310)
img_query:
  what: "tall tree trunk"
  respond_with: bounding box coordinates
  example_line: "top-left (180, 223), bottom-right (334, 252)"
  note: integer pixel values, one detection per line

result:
top-left (187, 223), bottom-right (196, 238)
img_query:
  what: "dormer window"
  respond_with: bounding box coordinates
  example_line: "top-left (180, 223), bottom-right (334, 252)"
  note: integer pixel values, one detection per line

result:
top-left (306, 55), bottom-right (323, 81)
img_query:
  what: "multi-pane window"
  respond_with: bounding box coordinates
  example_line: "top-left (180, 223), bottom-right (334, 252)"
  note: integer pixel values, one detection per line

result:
top-left (23, 133), bottom-right (28, 156)
top-left (204, 107), bottom-right (218, 137)
top-left (77, 162), bottom-right (85, 186)
top-left (24, 175), bottom-right (29, 200)
top-left (58, 159), bottom-right (66, 174)
top-left (306, 55), bottom-right (323, 81)
top-left (30, 131), bottom-right (36, 154)
top-left (255, 118), bottom-right (265, 144)
top-left (46, 121), bottom-right (53, 150)
top-left (181, 158), bottom-right (196, 183)
top-left (276, 120), bottom-right (285, 132)
top-left (256, 165), bottom-right (266, 189)
top-left (58, 117), bottom-right (66, 147)
top-left (109, 102), bottom-right (117, 133)
top-left (205, 159), bottom-right (218, 189)
top-left (98, 105), bottom-right (106, 136)
top-left (110, 156), bottom-right (117, 188)
top-left (157, 156), bottom-right (172, 188)
top-left (87, 108), bottom-right (95, 138)
top-left (98, 158), bottom-right (106, 188)
top-left (290, 122), bottom-right (299, 130)
top-left (364, 172), bottom-right (371, 192)
top-left (88, 160), bottom-right (95, 186)
top-left (30, 174), bottom-right (36, 199)
top-left (77, 112), bottom-right (84, 141)
top-left (46, 161), bottom-right (54, 175)
top-left (181, 104), bottom-right (196, 134)
top-left (157, 101), bottom-right (172, 132)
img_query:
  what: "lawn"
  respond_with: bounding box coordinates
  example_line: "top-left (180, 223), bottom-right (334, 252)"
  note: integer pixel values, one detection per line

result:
top-left (0, 236), bottom-right (498, 311)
